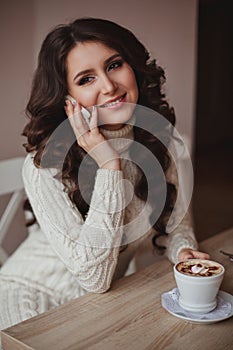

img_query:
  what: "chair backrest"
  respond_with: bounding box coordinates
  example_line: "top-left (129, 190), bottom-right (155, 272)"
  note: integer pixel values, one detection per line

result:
top-left (0, 157), bottom-right (25, 265)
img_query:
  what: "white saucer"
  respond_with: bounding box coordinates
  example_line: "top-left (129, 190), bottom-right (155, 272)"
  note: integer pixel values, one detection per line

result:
top-left (161, 290), bottom-right (233, 324)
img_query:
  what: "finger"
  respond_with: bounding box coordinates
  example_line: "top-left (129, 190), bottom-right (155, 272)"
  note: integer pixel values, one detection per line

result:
top-left (65, 100), bottom-right (88, 137)
top-left (184, 253), bottom-right (194, 260)
top-left (89, 106), bottom-right (99, 135)
top-left (73, 103), bottom-right (89, 136)
top-left (64, 98), bottom-right (80, 128)
top-left (179, 252), bottom-right (193, 261)
top-left (64, 98), bottom-right (75, 118)
top-left (65, 99), bottom-right (79, 134)
top-left (191, 250), bottom-right (210, 260)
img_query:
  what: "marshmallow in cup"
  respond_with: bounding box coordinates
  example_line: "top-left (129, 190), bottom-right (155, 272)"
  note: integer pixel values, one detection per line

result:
top-left (174, 259), bottom-right (225, 313)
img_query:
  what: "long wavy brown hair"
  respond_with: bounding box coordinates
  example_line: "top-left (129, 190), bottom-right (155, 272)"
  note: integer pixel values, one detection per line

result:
top-left (23, 17), bottom-right (177, 250)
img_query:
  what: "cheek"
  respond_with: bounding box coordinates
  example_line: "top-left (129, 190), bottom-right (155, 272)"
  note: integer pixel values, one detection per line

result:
top-left (126, 70), bottom-right (139, 100)
top-left (71, 89), bottom-right (97, 108)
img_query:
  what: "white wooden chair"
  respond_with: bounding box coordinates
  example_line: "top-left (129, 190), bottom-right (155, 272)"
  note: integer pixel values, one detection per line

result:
top-left (0, 157), bottom-right (25, 265)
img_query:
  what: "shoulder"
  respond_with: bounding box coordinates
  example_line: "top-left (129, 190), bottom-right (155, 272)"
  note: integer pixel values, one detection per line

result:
top-left (22, 152), bottom-right (37, 182)
top-left (22, 153), bottom-right (60, 188)
top-left (23, 153), bottom-right (57, 175)
top-left (23, 152), bottom-right (35, 170)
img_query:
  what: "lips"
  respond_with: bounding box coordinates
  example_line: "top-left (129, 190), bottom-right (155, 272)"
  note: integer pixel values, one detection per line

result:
top-left (100, 93), bottom-right (126, 108)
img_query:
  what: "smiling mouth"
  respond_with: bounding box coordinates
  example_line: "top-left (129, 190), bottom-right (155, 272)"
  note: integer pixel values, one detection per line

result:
top-left (99, 93), bottom-right (126, 108)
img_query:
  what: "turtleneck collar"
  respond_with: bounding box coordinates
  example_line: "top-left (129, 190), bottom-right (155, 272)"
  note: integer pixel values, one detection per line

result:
top-left (100, 116), bottom-right (135, 154)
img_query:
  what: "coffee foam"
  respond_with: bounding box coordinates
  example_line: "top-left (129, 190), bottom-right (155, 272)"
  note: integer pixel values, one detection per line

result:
top-left (176, 259), bottom-right (223, 277)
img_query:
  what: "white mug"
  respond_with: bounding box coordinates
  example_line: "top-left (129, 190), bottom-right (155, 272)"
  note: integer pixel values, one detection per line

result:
top-left (174, 259), bottom-right (225, 313)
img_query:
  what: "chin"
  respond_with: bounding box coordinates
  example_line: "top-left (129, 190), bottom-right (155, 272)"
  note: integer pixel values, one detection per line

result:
top-left (98, 103), bottom-right (135, 128)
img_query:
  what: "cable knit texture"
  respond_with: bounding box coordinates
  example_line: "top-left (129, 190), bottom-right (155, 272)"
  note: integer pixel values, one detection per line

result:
top-left (0, 120), bottom-right (197, 333)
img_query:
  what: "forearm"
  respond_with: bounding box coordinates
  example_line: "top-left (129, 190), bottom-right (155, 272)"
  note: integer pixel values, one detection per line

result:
top-left (161, 210), bottom-right (198, 264)
top-left (22, 154), bottom-right (125, 292)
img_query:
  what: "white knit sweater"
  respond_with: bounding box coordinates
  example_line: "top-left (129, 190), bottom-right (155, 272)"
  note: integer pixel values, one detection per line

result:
top-left (0, 121), bottom-right (198, 330)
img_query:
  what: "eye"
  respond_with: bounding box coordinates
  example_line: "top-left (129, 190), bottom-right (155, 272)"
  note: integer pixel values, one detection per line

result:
top-left (107, 60), bottom-right (123, 72)
top-left (78, 76), bottom-right (95, 86)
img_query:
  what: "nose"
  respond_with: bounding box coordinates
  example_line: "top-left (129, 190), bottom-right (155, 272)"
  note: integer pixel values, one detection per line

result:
top-left (99, 73), bottom-right (117, 95)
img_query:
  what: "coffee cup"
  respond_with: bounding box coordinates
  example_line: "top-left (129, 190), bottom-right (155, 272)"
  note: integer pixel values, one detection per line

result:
top-left (174, 259), bottom-right (224, 313)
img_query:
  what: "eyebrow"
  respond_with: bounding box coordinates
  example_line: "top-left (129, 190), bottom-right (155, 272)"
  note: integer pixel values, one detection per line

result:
top-left (73, 53), bottom-right (122, 82)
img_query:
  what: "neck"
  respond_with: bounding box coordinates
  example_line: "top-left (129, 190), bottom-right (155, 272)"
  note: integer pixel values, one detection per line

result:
top-left (100, 115), bottom-right (136, 154)
top-left (100, 123), bottom-right (124, 131)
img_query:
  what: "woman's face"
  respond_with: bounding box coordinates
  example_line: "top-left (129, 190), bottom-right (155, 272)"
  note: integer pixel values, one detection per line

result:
top-left (66, 41), bottom-right (139, 129)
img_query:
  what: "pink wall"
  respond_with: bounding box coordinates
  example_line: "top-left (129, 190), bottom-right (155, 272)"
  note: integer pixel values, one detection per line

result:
top-left (0, 0), bottom-right (198, 160)
top-left (0, 0), bottom-right (34, 160)
top-left (0, 0), bottom-right (198, 253)
top-left (33, 0), bottom-right (198, 152)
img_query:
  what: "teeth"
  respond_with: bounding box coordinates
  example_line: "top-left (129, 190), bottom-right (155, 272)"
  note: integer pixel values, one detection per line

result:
top-left (102, 96), bottom-right (124, 107)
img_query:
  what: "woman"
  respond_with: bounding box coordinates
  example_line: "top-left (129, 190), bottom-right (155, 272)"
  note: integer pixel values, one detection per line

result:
top-left (0, 17), bottom-right (209, 331)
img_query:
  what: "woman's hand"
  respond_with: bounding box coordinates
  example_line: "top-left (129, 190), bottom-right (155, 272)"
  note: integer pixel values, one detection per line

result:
top-left (65, 100), bottom-right (120, 170)
top-left (178, 248), bottom-right (210, 261)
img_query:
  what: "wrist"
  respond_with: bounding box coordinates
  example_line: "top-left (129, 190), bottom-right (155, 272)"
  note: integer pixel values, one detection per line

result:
top-left (99, 158), bottom-right (121, 170)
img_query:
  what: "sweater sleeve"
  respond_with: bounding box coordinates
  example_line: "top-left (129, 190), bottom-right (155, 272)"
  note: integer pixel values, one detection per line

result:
top-left (22, 154), bottom-right (125, 293)
top-left (162, 210), bottom-right (198, 264)
top-left (157, 155), bottom-right (198, 264)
